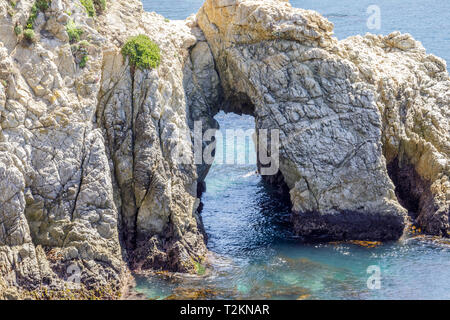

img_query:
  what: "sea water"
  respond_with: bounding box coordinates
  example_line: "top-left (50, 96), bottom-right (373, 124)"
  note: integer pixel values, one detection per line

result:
top-left (134, 0), bottom-right (450, 300)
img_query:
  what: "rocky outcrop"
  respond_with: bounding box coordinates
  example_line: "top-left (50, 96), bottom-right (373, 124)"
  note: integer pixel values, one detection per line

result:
top-left (0, 0), bottom-right (448, 299)
top-left (0, 0), bottom-right (129, 298)
top-left (95, 0), bottom-right (211, 273)
top-left (0, 0), bottom-right (214, 298)
top-left (197, 0), bottom-right (449, 240)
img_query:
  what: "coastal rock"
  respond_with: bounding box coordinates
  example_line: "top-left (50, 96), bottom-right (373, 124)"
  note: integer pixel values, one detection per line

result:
top-left (95, 0), bottom-right (209, 272)
top-left (197, 0), bottom-right (449, 240)
top-left (0, 0), bottom-right (448, 299)
top-left (0, 0), bottom-right (128, 298)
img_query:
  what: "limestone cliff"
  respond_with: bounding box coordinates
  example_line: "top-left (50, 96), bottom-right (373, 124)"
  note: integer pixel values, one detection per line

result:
top-left (197, 0), bottom-right (449, 240)
top-left (0, 0), bottom-right (214, 298)
top-left (0, 0), bottom-right (448, 299)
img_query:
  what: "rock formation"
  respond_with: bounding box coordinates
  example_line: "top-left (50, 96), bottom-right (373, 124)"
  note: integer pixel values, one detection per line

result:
top-left (0, 0), bottom-right (212, 298)
top-left (197, 0), bottom-right (449, 240)
top-left (0, 0), bottom-right (448, 299)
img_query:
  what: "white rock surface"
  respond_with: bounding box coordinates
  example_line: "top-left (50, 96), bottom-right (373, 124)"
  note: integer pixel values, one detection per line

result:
top-left (0, 0), bottom-right (448, 299)
top-left (197, 0), bottom-right (449, 240)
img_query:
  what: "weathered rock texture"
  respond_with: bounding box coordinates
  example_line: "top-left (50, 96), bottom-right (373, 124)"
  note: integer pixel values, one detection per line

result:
top-left (95, 0), bottom-right (210, 273)
top-left (0, 0), bottom-right (213, 298)
top-left (197, 0), bottom-right (449, 240)
top-left (0, 0), bottom-right (448, 299)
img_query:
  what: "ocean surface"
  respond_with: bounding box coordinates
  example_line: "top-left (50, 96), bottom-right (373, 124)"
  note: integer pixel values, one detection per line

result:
top-left (134, 1), bottom-right (450, 300)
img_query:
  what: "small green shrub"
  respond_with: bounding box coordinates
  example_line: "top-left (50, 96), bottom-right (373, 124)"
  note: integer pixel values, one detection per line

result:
top-left (36, 0), bottom-right (51, 11)
top-left (25, 0), bottom-right (50, 30)
top-left (80, 0), bottom-right (96, 17)
top-left (9, 1), bottom-right (17, 8)
top-left (78, 40), bottom-right (90, 47)
top-left (121, 35), bottom-right (161, 70)
top-left (79, 55), bottom-right (89, 68)
top-left (66, 19), bottom-right (83, 43)
top-left (14, 25), bottom-right (22, 35)
top-left (26, 4), bottom-right (37, 29)
top-left (23, 29), bottom-right (36, 42)
top-left (164, 18), bottom-right (170, 23)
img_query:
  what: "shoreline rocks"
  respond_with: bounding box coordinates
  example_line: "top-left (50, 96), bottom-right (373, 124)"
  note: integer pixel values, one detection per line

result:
top-left (197, 0), bottom-right (449, 241)
top-left (0, 0), bottom-right (448, 299)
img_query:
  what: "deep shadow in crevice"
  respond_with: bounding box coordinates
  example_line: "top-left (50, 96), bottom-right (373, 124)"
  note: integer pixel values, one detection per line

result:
top-left (386, 157), bottom-right (432, 219)
top-left (261, 169), bottom-right (291, 201)
top-left (220, 92), bottom-right (256, 116)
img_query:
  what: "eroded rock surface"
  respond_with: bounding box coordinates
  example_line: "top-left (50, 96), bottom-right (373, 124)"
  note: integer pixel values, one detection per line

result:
top-left (0, 0), bottom-right (214, 298)
top-left (0, 0), bottom-right (448, 299)
top-left (95, 0), bottom-right (212, 273)
top-left (197, 0), bottom-right (449, 240)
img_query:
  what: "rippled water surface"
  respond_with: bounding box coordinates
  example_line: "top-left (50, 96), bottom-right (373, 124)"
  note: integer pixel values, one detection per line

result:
top-left (134, 1), bottom-right (450, 300)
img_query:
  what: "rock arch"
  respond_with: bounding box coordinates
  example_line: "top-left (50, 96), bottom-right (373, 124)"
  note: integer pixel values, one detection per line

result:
top-left (194, 0), bottom-right (449, 241)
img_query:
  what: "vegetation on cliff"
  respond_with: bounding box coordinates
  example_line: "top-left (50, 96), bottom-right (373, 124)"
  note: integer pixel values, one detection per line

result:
top-left (80, 0), bottom-right (107, 17)
top-left (121, 35), bottom-right (161, 70)
top-left (26, 0), bottom-right (51, 29)
top-left (66, 19), bottom-right (83, 43)
top-left (80, 0), bottom-right (95, 17)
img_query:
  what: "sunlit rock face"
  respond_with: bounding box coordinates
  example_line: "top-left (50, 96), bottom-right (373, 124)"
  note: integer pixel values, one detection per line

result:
top-left (0, 0), bottom-right (213, 298)
top-left (0, 0), bottom-right (448, 299)
top-left (197, 0), bottom-right (449, 240)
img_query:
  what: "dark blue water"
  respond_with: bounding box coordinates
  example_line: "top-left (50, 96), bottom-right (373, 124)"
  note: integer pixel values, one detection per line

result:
top-left (134, 1), bottom-right (450, 300)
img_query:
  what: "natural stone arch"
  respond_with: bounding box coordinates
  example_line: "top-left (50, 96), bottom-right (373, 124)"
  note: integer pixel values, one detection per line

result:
top-left (195, 0), bottom-right (449, 241)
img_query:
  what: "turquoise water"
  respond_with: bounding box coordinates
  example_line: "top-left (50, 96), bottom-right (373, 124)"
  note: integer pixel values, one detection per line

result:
top-left (134, 1), bottom-right (450, 300)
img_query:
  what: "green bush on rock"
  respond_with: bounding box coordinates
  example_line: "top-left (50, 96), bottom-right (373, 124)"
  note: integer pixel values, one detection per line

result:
top-left (23, 29), bottom-right (36, 42)
top-left (66, 19), bottom-right (83, 43)
top-left (14, 25), bottom-right (22, 36)
top-left (80, 0), bottom-right (95, 17)
top-left (121, 35), bottom-right (161, 70)
top-left (80, 0), bottom-right (107, 17)
top-left (36, 0), bottom-right (51, 11)
top-left (25, 0), bottom-right (51, 30)
top-left (79, 55), bottom-right (89, 68)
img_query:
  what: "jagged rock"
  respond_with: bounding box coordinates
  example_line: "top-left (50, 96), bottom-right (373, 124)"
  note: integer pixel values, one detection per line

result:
top-left (197, 0), bottom-right (449, 240)
top-left (95, 1), bottom-right (209, 272)
top-left (0, 0), bottom-right (210, 297)
top-left (0, 0), bottom-right (129, 298)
